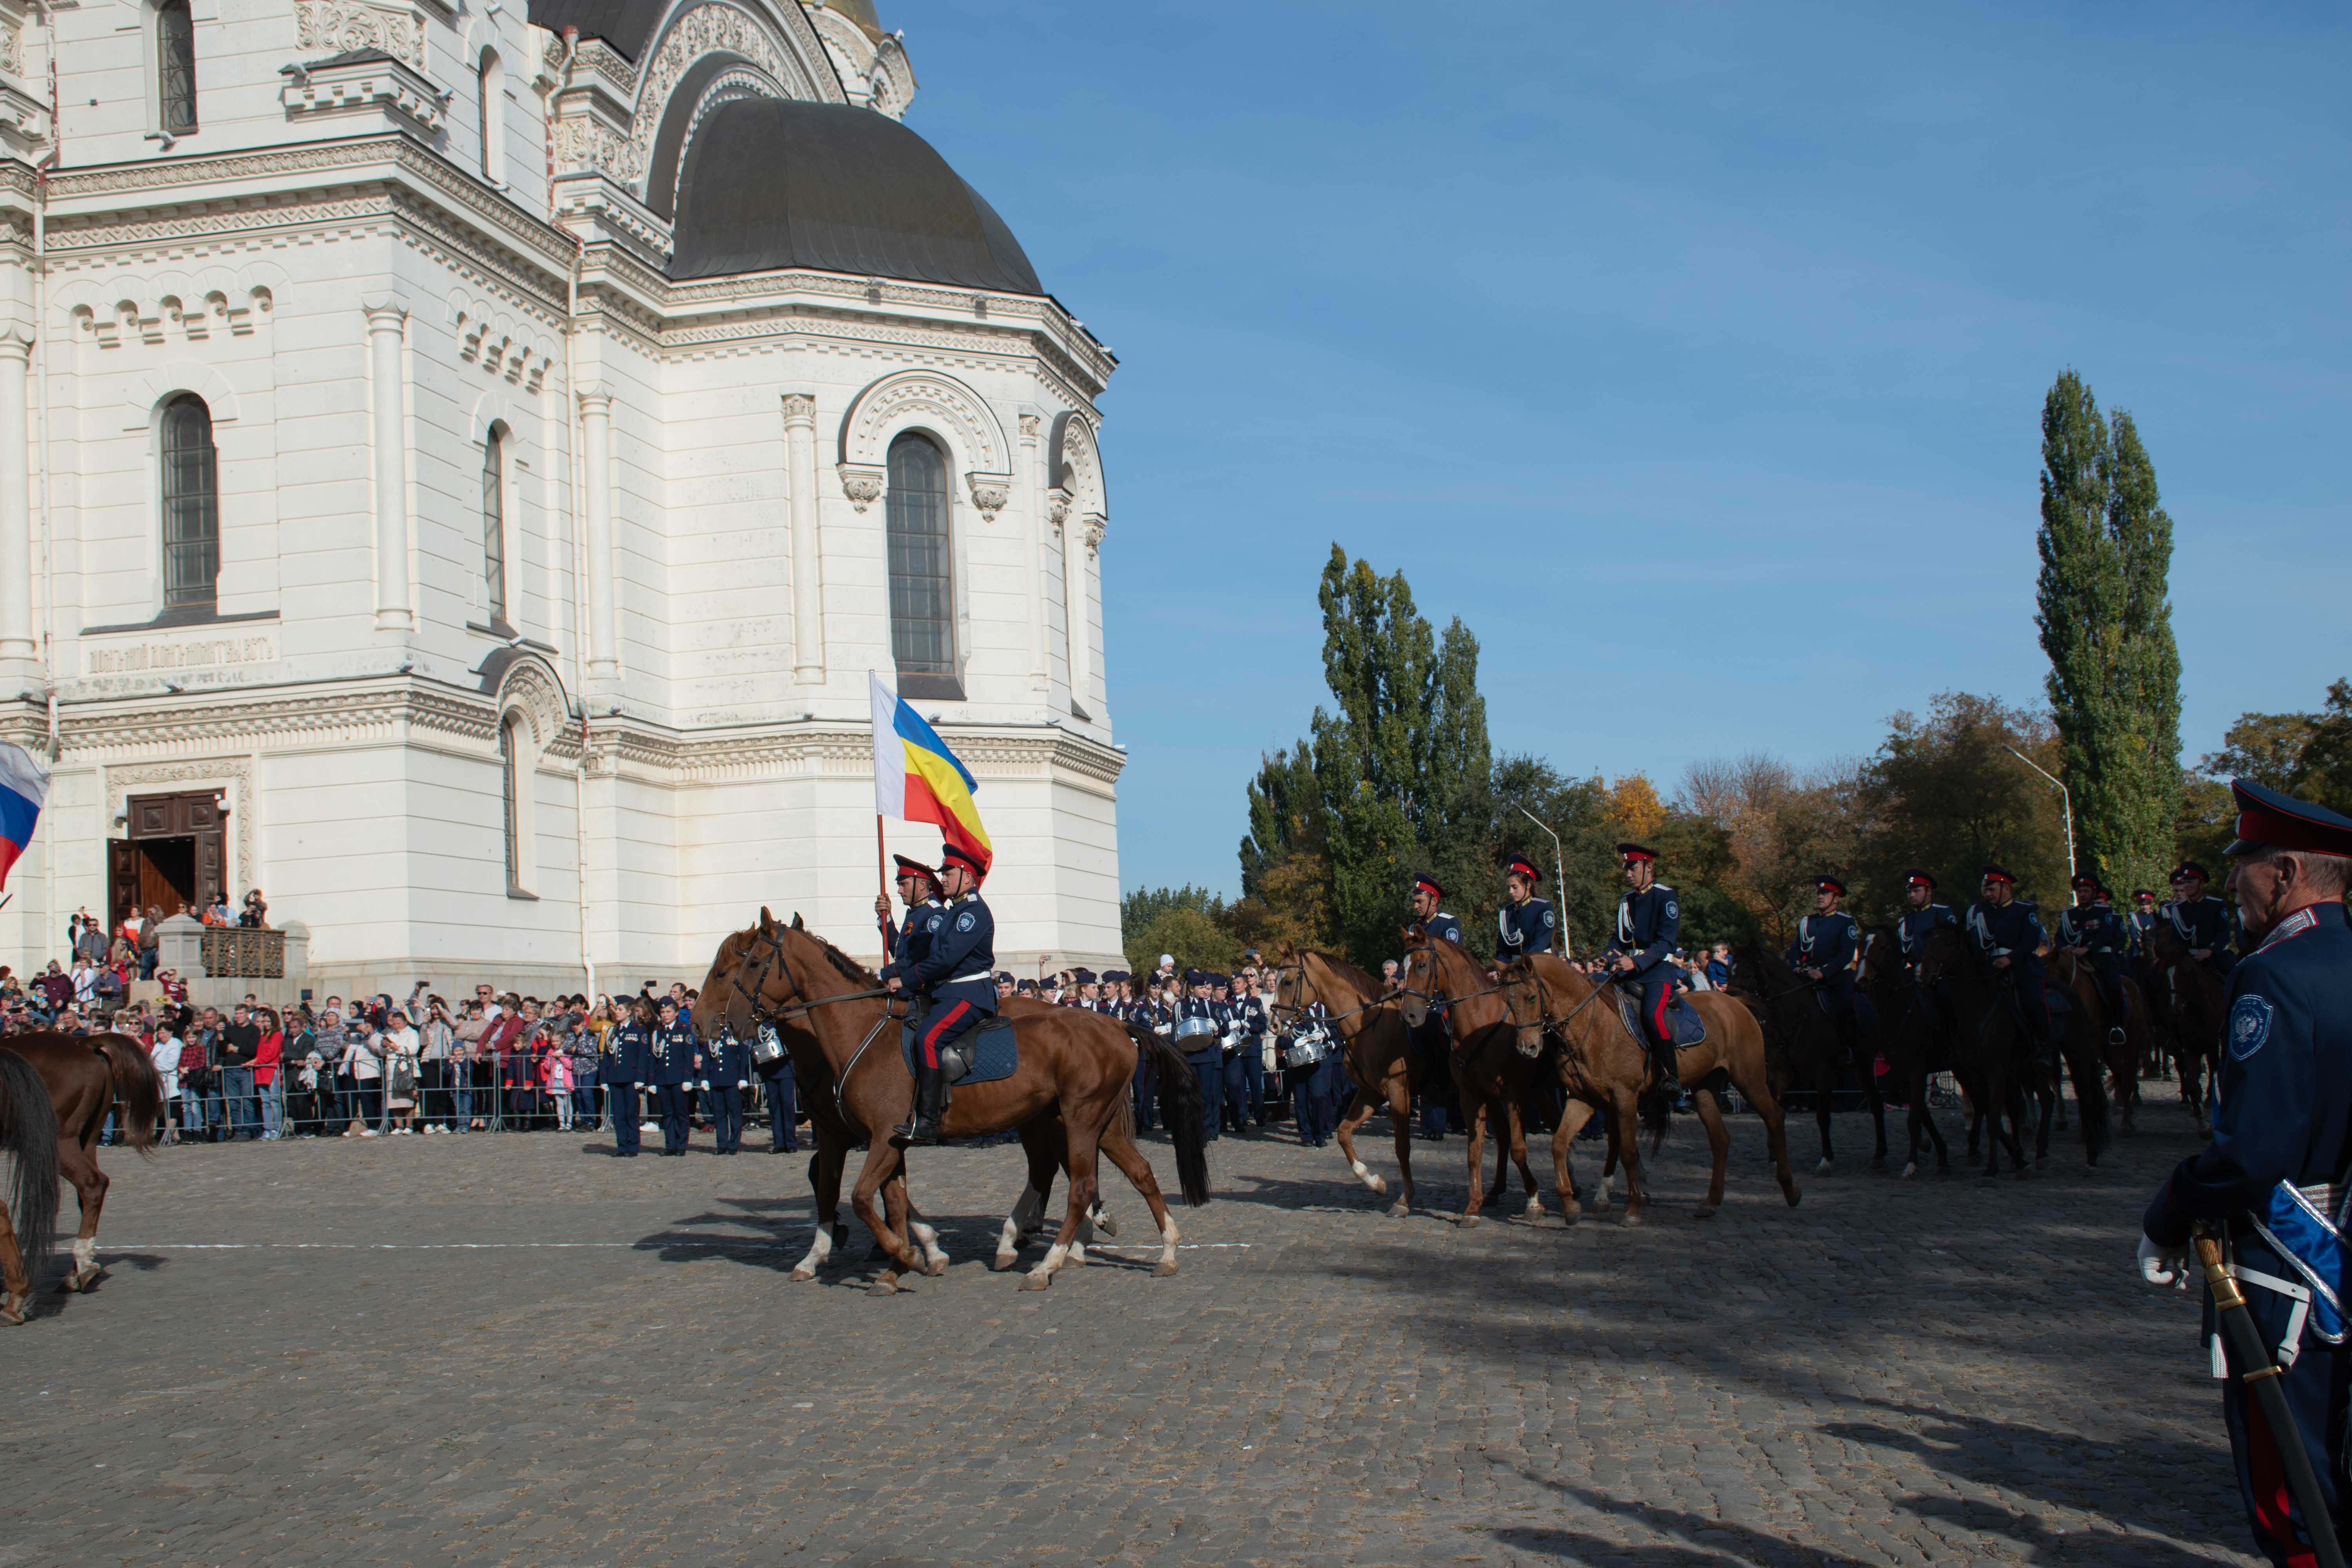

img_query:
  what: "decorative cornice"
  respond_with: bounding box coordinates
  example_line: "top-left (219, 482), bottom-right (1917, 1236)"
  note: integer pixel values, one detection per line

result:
top-left (281, 53), bottom-right (452, 138)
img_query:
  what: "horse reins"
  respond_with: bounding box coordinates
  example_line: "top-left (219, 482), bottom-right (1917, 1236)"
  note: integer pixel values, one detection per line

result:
top-left (726, 927), bottom-right (907, 1111)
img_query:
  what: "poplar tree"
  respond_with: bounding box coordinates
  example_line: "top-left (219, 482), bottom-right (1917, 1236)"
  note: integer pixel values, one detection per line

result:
top-left (2034, 372), bottom-right (2184, 893)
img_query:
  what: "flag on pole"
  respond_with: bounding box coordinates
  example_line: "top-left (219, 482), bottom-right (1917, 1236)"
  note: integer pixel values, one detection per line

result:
top-left (869, 672), bottom-right (992, 873)
top-left (0, 740), bottom-right (48, 890)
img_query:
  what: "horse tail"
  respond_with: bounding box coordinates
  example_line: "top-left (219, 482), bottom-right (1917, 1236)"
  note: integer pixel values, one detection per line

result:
top-left (96, 1035), bottom-right (162, 1157)
top-left (1642, 1092), bottom-right (1671, 1153)
top-left (1130, 1027), bottom-right (1211, 1207)
top-left (0, 1049), bottom-right (60, 1291)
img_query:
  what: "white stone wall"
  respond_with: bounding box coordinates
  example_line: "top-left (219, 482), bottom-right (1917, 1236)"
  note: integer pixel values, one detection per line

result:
top-left (0, 0), bottom-right (1127, 994)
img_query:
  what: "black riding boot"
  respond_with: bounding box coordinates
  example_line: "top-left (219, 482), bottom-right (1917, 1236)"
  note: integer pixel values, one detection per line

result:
top-left (892, 1063), bottom-right (951, 1147)
top-left (1651, 1040), bottom-right (1681, 1101)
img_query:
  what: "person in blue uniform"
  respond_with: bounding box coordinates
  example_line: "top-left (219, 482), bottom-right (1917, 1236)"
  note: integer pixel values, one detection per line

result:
top-left (2056, 873), bottom-right (2132, 1049)
top-left (646, 996), bottom-right (696, 1155)
top-left (599, 1000), bottom-right (650, 1156)
top-left (1604, 842), bottom-right (1682, 1098)
top-left (2128, 887), bottom-right (2162, 961)
top-left (696, 1025), bottom-right (751, 1154)
top-left (1965, 865), bottom-right (2051, 1047)
top-left (1407, 872), bottom-right (1461, 1140)
top-left (1176, 971), bottom-right (1224, 1142)
top-left (755, 1021), bottom-right (797, 1154)
top-left (1788, 874), bottom-right (1863, 1064)
top-left (881, 840), bottom-right (997, 1146)
top-left (1132, 975), bottom-right (1172, 1132)
top-left (2138, 779), bottom-right (2352, 1568)
top-left (876, 854), bottom-right (944, 974)
top-left (1895, 869), bottom-right (1960, 1027)
top-left (1496, 854), bottom-right (1557, 961)
top-left (2168, 862), bottom-right (2240, 977)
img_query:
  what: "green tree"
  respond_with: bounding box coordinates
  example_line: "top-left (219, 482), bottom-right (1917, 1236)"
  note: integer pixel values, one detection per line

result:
top-left (1304, 546), bottom-right (1494, 968)
top-left (2034, 371), bottom-right (2184, 895)
top-left (1119, 885), bottom-right (1238, 980)
top-left (1851, 692), bottom-right (2071, 909)
top-left (1486, 754), bottom-right (1617, 956)
top-left (2201, 678), bottom-right (2352, 816)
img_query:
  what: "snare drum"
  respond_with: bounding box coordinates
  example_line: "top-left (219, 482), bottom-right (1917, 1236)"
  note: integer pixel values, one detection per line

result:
top-left (1172, 1016), bottom-right (1218, 1044)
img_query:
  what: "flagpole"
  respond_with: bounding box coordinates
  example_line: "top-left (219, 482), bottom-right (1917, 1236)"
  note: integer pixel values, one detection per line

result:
top-left (876, 813), bottom-right (887, 901)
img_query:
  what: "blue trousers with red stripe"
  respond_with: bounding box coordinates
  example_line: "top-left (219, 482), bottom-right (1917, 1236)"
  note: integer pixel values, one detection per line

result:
top-left (905, 997), bottom-right (986, 1072)
top-left (2223, 1335), bottom-right (2347, 1565)
top-left (1632, 980), bottom-right (1672, 1048)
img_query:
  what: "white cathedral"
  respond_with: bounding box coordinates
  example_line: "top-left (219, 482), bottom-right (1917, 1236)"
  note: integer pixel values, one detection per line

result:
top-left (0, 0), bottom-right (1125, 996)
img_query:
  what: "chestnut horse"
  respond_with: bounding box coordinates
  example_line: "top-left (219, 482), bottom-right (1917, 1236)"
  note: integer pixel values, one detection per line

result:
top-left (696, 910), bottom-right (1209, 1294)
top-left (1268, 946), bottom-right (1424, 1216)
top-left (0, 1031), bottom-right (161, 1292)
top-left (1391, 929), bottom-right (1548, 1226)
top-left (1494, 954), bottom-right (1800, 1224)
top-left (0, 1048), bottom-right (60, 1323)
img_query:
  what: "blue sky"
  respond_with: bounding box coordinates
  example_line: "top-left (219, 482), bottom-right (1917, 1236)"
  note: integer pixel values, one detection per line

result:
top-left (890, 1), bottom-right (2352, 897)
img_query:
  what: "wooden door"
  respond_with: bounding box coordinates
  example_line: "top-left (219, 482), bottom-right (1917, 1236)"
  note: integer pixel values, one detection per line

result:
top-left (127, 790), bottom-right (230, 914)
top-left (109, 840), bottom-right (138, 935)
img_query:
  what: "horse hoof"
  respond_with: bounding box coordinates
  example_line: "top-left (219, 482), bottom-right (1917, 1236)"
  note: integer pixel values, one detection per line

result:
top-left (1692, 1206), bottom-right (1716, 1221)
top-left (989, 1252), bottom-right (1018, 1272)
top-left (789, 1266), bottom-right (817, 1283)
top-left (926, 1257), bottom-right (947, 1279)
top-left (0, 1296), bottom-right (22, 1325)
top-left (68, 1268), bottom-right (99, 1294)
top-left (1152, 1259), bottom-right (1179, 1278)
top-left (867, 1276), bottom-right (900, 1298)
top-left (1620, 1208), bottom-right (1646, 1228)
top-left (1385, 1199), bottom-right (1410, 1219)
top-left (1901, 1163), bottom-right (1918, 1180)
top-left (1369, 1176), bottom-right (1388, 1197)
top-left (1561, 1203), bottom-right (1582, 1226)
top-left (1815, 1159), bottom-right (1833, 1176)
top-left (1097, 1212), bottom-right (1120, 1238)
top-left (1524, 1199), bottom-right (1544, 1220)
top-left (1018, 1273), bottom-right (1051, 1291)
top-left (1783, 1187), bottom-right (1802, 1208)
top-left (1459, 1213), bottom-right (1482, 1229)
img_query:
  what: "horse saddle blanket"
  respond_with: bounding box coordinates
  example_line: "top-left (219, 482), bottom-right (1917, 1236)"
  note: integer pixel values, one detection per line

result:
top-left (1613, 987), bottom-right (1708, 1047)
top-left (902, 1013), bottom-right (1020, 1087)
top-left (2039, 982), bottom-right (2073, 1045)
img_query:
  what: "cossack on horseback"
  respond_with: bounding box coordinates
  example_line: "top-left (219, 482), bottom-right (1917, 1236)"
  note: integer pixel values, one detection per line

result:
top-left (882, 840), bottom-right (997, 1147)
top-left (1786, 874), bottom-right (1863, 1068)
top-left (1406, 871), bottom-right (1461, 1124)
top-left (2165, 861), bottom-right (2239, 977)
top-left (1604, 842), bottom-right (1681, 1098)
top-left (1965, 864), bottom-right (2053, 1047)
top-left (1496, 853), bottom-right (1557, 959)
top-left (1896, 869), bottom-right (1959, 1025)
top-left (2056, 872), bottom-right (2131, 1050)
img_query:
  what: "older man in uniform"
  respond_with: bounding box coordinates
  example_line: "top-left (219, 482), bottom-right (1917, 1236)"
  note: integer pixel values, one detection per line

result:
top-left (1407, 872), bottom-right (1462, 1140)
top-left (2139, 780), bottom-right (2352, 1567)
top-left (882, 841), bottom-right (997, 1146)
top-left (1605, 843), bottom-right (1681, 1098)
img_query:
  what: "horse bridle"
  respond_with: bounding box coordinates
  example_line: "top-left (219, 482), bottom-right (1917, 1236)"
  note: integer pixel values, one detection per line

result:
top-left (723, 926), bottom-right (907, 1107)
top-left (1265, 959), bottom-right (1386, 1029)
top-left (1393, 934), bottom-right (1506, 1013)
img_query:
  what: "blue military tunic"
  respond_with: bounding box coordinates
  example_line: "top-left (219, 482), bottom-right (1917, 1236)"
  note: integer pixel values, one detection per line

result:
top-left (1608, 884), bottom-right (1679, 1045)
top-left (1967, 897), bottom-right (2052, 1041)
top-left (1497, 896), bottom-right (1557, 959)
top-left (646, 1022), bottom-right (697, 1086)
top-left (884, 892), bottom-right (998, 1069)
top-left (1787, 911), bottom-right (1858, 982)
top-left (2169, 895), bottom-right (2241, 976)
top-left (2130, 907), bottom-right (2161, 961)
top-left (2145, 900), bottom-right (2352, 1566)
top-left (1896, 903), bottom-right (1959, 967)
top-left (599, 1019), bottom-right (649, 1083)
top-left (1421, 910), bottom-right (1463, 947)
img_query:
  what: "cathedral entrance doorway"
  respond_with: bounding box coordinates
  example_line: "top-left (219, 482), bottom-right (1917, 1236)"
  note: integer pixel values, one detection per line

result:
top-left (109, 790), bottom-right (228, 933)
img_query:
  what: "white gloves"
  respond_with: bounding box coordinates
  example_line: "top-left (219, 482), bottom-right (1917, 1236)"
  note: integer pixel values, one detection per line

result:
top-left (697, 1080), bottom-right (710, 1091)
top-left (736, 1080), bottom-right (748, 1090)
top-left (2138, 1234), bottom-right (2190, 1289)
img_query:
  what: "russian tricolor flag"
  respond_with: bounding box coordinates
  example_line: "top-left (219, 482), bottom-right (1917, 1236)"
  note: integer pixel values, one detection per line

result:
top-left (869, 671), bottom-right (991, 874)
top-left (0, 740), bottom-right (47, 890)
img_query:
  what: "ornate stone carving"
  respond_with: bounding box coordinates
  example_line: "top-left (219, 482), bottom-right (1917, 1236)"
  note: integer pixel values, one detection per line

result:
top-left (779, 392), bottom-right (815, 425)
top-left (621, 4), bottom-right (809, 188)
top-left (839, 368), bottom-right (1007, 473)
top-left (837, 464), bottom-right (883, 511)
top-left (1083, 518), bottom-right (1106, 555)
top-left (965, 473), bottom-right (1011, 520)
top-left (1047, 490), bottom-right (1070, 530)
top-left (1018, 413), bottom-right (1040, 437)
top-left (496, 657), bottom-right (571, 752)
top-left (104, 756), bottom-right (256, 896)
top-left (293, 1), bottom-right (427, 72)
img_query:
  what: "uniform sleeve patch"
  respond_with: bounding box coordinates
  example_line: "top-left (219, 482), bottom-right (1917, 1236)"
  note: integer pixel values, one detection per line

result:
top-left (1543, 909), bottom-right (1556, 929)
top-left (956, 911), bottom-right (976, 933)
top-left (2229, 994), bottom-right (2276, 1062)
top-left (1664, 899), bottom-right (1678, 922)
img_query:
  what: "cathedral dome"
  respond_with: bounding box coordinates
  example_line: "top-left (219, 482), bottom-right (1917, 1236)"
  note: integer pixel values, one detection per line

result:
top-left (668, 98), bottom-right (1042, 294)
top-left (818, 0), bottom-right (884, 42)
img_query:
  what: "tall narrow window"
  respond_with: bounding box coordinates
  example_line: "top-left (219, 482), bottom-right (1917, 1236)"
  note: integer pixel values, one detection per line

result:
top-left (160, 394), bottom-right (218, 609)
top-left (477, 49), bottom-right (505, 184)
top-left (481, 427), bottom-right (508, 624)
top-left (157, 0), bottom-right (198, 134)
top-left (499, 716), bottom-right (521, 889)
top-left (884, 432), bottom-right (953, 675)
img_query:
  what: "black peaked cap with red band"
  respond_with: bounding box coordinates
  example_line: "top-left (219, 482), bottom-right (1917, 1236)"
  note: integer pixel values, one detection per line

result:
top-left (891, 854), bottom-right (941, 888)
top-left (1615, 843), bottom-right (1655, 865)
top-left (938, 841), bottom-right (991, 880)
top-left (1904, 869), bottom-right (1936, 889)
top-left (1815, 875), bottom-right (1846, 896)
top-left (1980, 865), bottom-right (2015, 885)
top-left (2226, 778), bottom-right (2352, 858)
top-left (1412, 873), bottom-right (1445, 900)
top-left (1504, 853), bottom-right (1543, 883)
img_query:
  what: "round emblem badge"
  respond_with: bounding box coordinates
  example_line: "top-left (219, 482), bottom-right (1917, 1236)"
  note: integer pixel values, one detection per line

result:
top-left (1664, 899), bottom-right (1679, 921)
top-left (2229, 994), bottom-right (2275, 1062)
top-left (956, 911), bottom-right (976, 933)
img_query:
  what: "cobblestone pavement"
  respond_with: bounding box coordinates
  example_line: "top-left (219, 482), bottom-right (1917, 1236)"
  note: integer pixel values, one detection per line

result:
top-left (0, 1087), bottom-right (2261, 1567)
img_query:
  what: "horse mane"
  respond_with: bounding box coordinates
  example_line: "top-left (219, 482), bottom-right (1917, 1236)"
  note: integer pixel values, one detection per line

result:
top-left (795, 926), bottom-right (880, 988)
top-left (1307, 951), bottom-right (1382, 996)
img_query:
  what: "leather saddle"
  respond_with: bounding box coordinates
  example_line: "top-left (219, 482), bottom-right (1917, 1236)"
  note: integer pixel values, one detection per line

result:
top-left (1613, 986), bottom-right (1708, 1047)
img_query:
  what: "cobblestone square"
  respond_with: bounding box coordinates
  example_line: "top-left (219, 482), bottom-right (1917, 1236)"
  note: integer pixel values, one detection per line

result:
top-left (0, 1093), bottom-right (2259, 1566)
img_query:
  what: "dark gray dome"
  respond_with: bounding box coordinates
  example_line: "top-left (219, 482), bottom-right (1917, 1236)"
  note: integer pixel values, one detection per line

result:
top-left (668, 98), bottom-right (1042, 294)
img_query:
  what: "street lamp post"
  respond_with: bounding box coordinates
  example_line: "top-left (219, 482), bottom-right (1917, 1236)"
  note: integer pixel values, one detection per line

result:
top-left (2005, 746), bottom-right (2075, 882)
top-left (1517, 804), bottom-right (1571, 958)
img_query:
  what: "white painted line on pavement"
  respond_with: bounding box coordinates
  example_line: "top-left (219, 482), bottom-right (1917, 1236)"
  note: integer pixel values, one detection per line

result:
top-left (98, 1240), bottom-right (1257, 1252)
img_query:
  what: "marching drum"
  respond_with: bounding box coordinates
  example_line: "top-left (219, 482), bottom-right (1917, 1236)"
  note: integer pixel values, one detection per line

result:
top-left (1172, 1016), bottom-right (1219, 1044)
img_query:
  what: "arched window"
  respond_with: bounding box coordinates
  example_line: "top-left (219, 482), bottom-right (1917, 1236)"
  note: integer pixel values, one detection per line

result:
top-left (481, 426), bottom-right (508, 624)
top-left (477, 49), bottom-right (505, 184)
top-left (156, 0), bottom-right (198, 134)
top-left (884, 432), bottom-right (953, 676)
top-left (499, 715), bottom-right (521, 889)
top-left (159, 394), bottom-right (218, 609)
